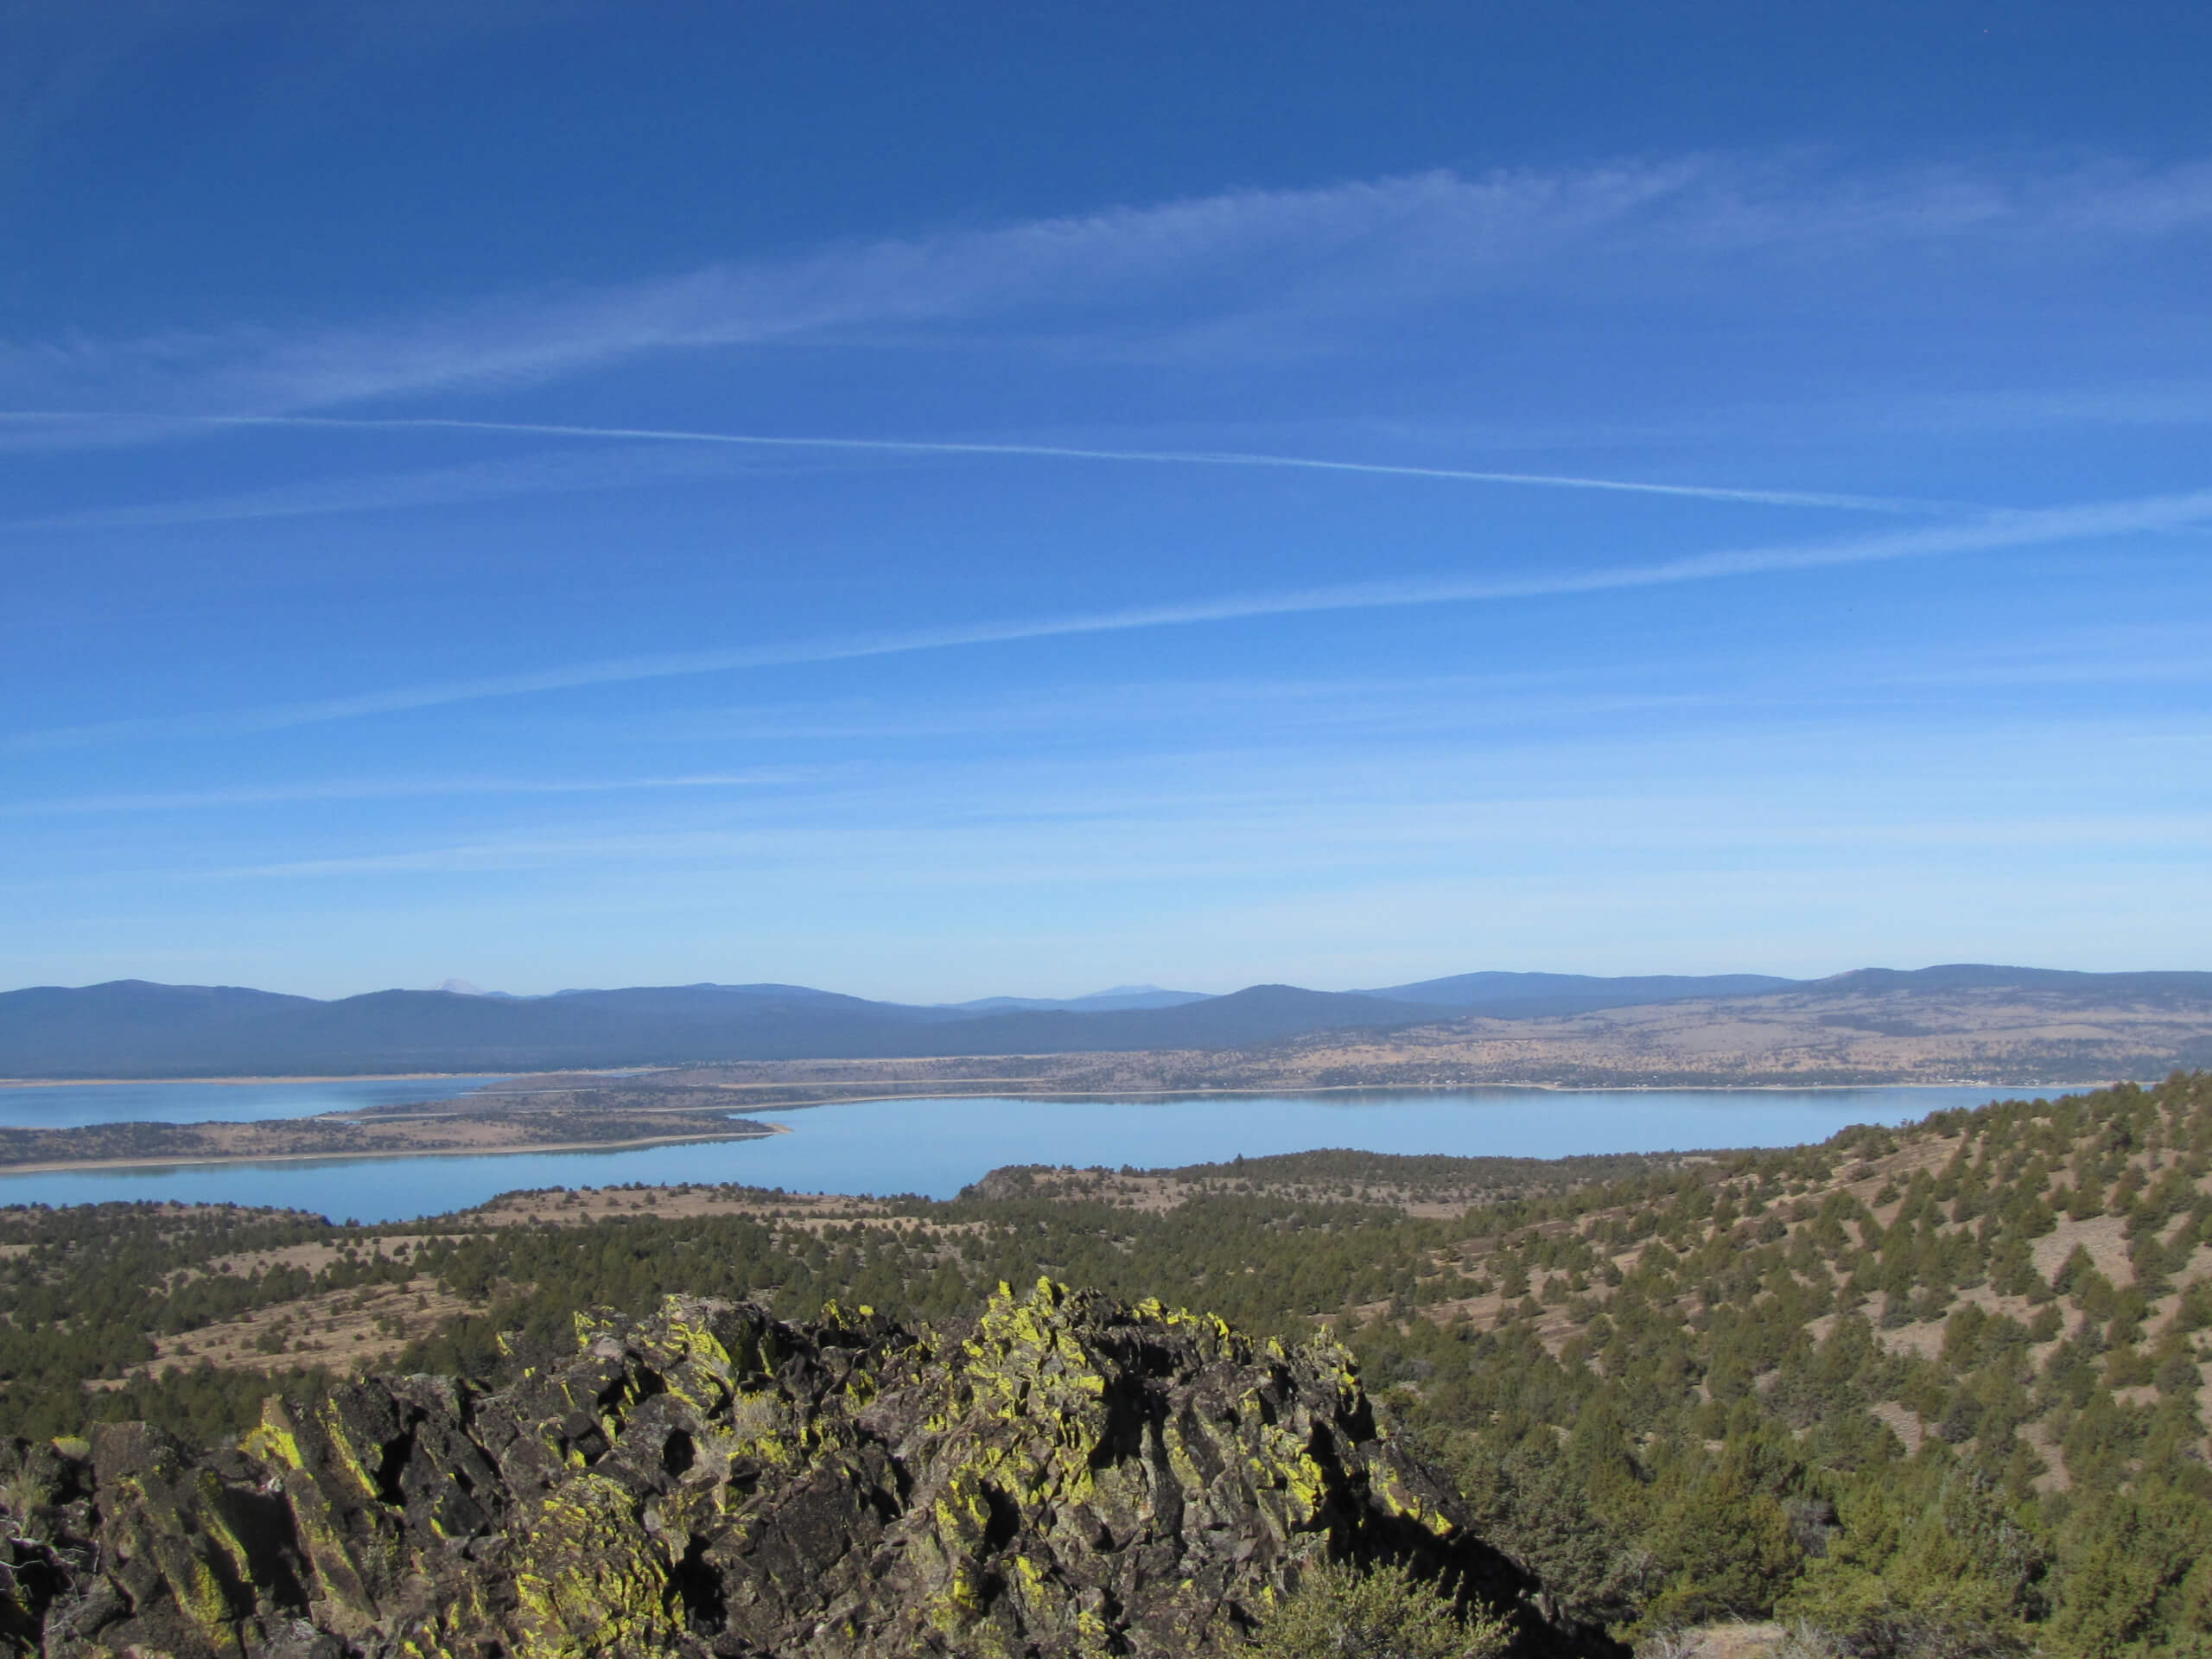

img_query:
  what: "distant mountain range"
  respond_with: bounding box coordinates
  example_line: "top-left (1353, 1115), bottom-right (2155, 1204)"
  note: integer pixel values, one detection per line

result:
top-left (423, 980), bottom-right (1218, 1014)
top-left (944, 984), bottom-right (1213, 1014)
top-left (1356, 969), bottom-right (1801, 1017)
top-left (1, 966), bottom-right (2205, 1080)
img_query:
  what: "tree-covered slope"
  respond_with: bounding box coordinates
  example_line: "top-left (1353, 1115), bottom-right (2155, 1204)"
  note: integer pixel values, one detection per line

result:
top-left (3, 1074), bottom-right (2209, 1654)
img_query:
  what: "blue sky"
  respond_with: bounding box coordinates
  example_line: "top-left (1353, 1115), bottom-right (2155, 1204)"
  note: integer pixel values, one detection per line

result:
top-left (3, 2), bottom-right (2209, 1001)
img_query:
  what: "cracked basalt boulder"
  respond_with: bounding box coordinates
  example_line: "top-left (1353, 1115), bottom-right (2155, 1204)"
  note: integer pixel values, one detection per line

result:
top-left (0, 1281), bottom-right (1560, 1658)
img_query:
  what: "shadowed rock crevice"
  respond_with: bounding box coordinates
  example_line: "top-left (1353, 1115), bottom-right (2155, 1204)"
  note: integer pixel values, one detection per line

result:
top-left (1, 1282), bottom-right (1600, 1657)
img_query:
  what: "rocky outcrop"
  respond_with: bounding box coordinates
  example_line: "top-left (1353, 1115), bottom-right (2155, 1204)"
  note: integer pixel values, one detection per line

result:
top-left (1, 1281), bottom-right (1548, 1658)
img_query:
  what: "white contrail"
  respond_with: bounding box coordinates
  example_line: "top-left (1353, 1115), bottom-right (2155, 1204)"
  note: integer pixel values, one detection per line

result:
top-left (9, 483), bottom-right (2207, 754)
top-left (0, 409), bottom-right (1922, 513)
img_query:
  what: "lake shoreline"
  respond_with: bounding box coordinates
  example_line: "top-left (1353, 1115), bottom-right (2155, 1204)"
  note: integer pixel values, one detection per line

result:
top-left (737, 1077), bottom-right (2100, 1108)
top-left (0, 1118), bottom-right (788, 1178)
top-left (0, 1070), bottom-right (2109, 1092)
top-left (0, 1078), bottom-right (2097, 1174)
top-left (0, 1083), bottom-right (2030, 1222)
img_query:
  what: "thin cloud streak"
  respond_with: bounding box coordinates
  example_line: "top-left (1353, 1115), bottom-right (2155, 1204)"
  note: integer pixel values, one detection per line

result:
top-left (0, 410), bottom-right (1927, 522)
top-left (9, 482), bottom-right (2210, 753)
top-left (16, 713), bottom-right (2201, 895)
top-left (614, 686), bottom-right (1713, 747)
top-left (198, 798), bottom-right (2212, 885)
top-left (0, 772), bottom-right (809, 819)
top-left (0, 442), bottom-right (779, 533)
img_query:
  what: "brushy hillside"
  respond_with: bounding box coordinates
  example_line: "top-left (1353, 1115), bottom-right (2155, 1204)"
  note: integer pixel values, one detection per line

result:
top-left (3, 1073), bottom-right (2209, 1655)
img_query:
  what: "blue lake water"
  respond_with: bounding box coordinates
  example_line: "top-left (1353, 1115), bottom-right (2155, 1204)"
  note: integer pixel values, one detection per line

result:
top-left (0, 1076), bottom-right (512, 1128)
top-left (0, 1084), bottom-right (2042, 1224)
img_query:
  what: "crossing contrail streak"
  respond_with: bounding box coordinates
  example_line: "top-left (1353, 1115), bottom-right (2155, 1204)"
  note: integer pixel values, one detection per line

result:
top-left (7, 482), bottom-right (2207, 755)
top-left (0, 410), bottom-right (1923, 513)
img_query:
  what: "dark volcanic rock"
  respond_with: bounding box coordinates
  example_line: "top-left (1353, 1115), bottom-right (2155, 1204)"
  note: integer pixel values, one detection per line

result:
top-left (0, 1282), bottom-right (1557, 1657)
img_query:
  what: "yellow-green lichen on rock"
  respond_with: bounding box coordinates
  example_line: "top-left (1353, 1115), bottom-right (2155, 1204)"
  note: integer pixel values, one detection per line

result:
top-left (511, 1472), bottom-right (677, 1659)
top-left (0, 1283), bottom-right (1537, 1659)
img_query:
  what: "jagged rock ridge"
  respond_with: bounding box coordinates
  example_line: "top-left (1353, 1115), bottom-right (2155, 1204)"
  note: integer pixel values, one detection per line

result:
top-left (2, 1282), bottom-right (1552, 1658)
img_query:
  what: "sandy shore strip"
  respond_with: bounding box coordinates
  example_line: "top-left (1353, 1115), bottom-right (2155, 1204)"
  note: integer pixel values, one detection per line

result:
top-left (0, 1118), bottom-right (789, 1177)
top-left (0, 1071), bottom-right (542, 1089)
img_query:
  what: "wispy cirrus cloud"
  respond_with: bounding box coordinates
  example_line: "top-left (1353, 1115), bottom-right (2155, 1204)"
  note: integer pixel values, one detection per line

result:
top-left (4, 156), bottom-right (2209, 422)
top-left (0, 770), bottom-right (810, 820)
top-left (10, 481), bottom-right (2210, 754)
top-left (0, 442), bottom-right (788, 532)
top-left (0, 164), bottom-right (1695, 414)
top-left (187, 758), bottom-right (2212, 886)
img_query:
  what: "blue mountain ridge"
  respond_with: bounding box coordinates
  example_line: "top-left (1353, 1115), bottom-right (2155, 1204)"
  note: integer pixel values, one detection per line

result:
top-left (2, 965), bottom-right (2204, 1079)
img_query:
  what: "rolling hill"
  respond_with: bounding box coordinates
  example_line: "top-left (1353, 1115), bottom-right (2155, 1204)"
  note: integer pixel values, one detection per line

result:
top-left (0, 977), bottom-right (1435, 1078)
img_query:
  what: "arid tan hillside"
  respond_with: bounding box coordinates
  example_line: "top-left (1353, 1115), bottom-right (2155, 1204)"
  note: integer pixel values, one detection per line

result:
top-left (663, 982), bottom-right (2212, 1093)
top-left (1262, 982), bottom-right (2212, 1086)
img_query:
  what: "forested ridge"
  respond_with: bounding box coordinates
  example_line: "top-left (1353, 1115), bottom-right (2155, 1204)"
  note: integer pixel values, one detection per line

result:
top-left (4, 1073), bottom-right (2211, 1655)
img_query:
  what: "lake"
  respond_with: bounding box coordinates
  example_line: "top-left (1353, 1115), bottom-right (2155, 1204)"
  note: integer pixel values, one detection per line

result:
top-left (0, 1083), bottom-right (2039, 1224)
top-left (0, 1075), bottom-right (514, 1128)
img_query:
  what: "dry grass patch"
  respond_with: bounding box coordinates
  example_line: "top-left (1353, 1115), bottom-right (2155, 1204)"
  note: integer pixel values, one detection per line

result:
top-left (461, 1184), bottom-right (911, 1228)
top-left (2031, 1213), bottom-right (2135, 1285)
top-left (141, 1276), bottom-right (480, 1377)
top-left (1868, 1401), bottom-right (1926, 1456)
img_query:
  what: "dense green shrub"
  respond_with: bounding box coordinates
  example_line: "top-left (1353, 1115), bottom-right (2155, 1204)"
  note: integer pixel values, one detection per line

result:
top-left (1251, 1560), bottom-right (1510, 1659)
